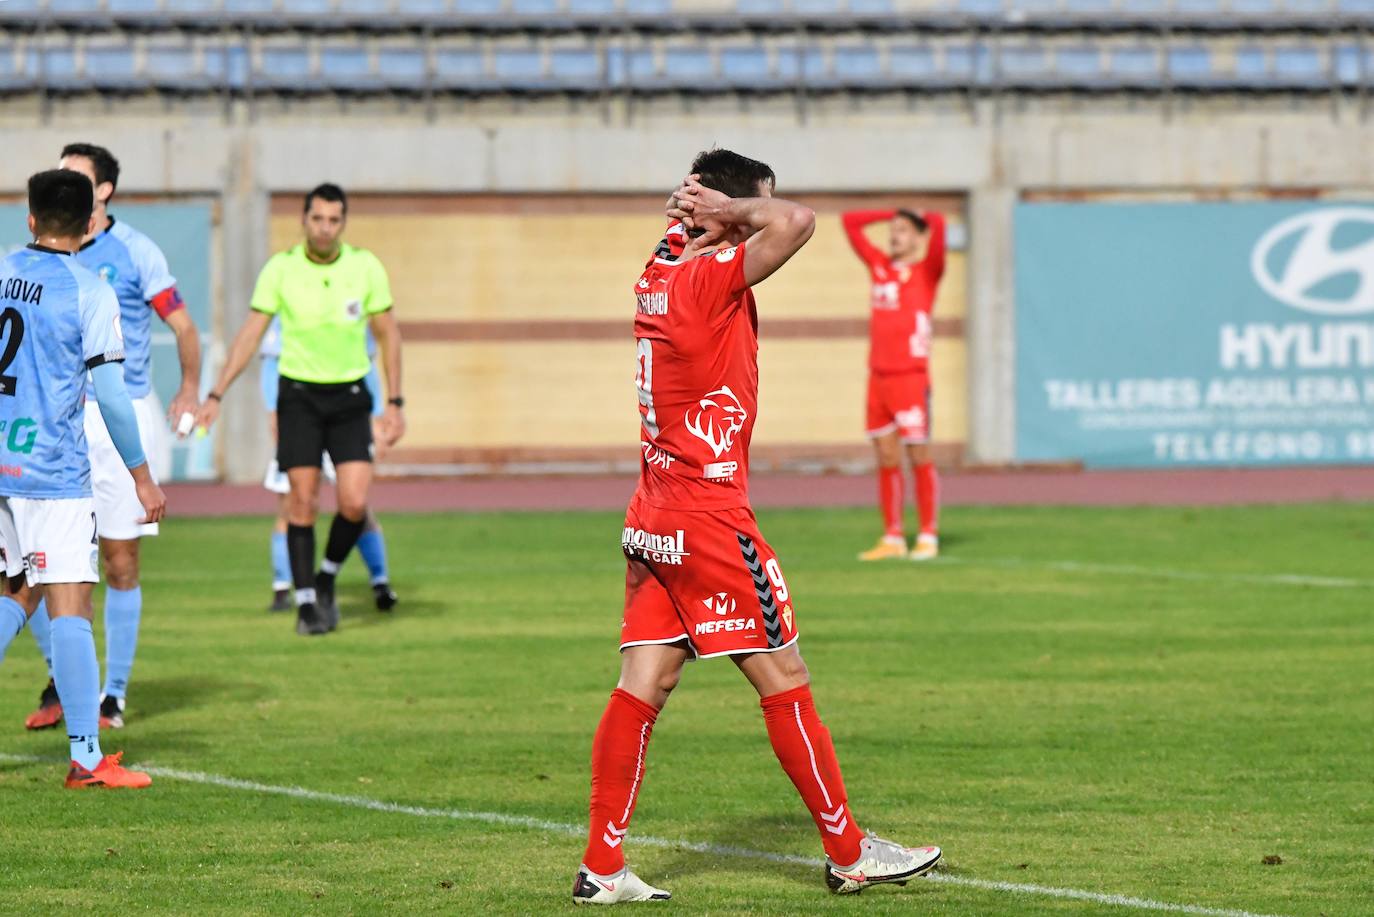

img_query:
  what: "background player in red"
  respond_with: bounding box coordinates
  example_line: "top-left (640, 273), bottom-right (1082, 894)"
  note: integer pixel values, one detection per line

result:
top-left (571, 150), bottom-right (941, 905)
top-left (844, 207), bottom-right (948, 562)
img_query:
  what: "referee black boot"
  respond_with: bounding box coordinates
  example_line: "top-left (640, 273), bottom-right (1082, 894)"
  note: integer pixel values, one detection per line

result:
top-left (315, 571), bottom-right (341, 632)
top-left (296, 603), bottom-right (329, 637)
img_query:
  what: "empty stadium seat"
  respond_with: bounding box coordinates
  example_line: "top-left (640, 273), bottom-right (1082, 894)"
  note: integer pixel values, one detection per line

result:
top-left (794, 0), bottom-right (845, 15)
top-left (1109, 46), bottom-right (1160, 83)
top-left (49, 0), bottom-right (105, 13)
top-left (396, 0), bottom-right (450, 12)
top-left (1167, 46), bottom-right (1212, 84)
top-left (146, 45), bottom-right (201, 87)
top-left (549, 48), bottom-right (600, 85)
top-left (774, 46), bottom-right (800, 78)
top-left (736, 0), bottom-right (785, 13)
top-left (624, 0), bottom-right (672, 14)
top-left (1333, 44), bottom-right (1363, 83)
top-left (1063, 0), bottom-right (1115, 13)
top-left (833, 46), bottom-right (881, 82)
top-left (0, 0), bottom-right (42, 13)
top-left (957, 0), bottom-right (1003, 16)
top-left (108, 0), bottom-right (163, 13)
top-left (321, 47), bottom-right (379, 91)
top-left (720, 46), bottom-right (771, 83)
top-left (849, 0), bottom-right (895, 12)
top-left (664, 47), bottom-right (714, 82)
top-left (568, 0), bottom-right (617, 14)
top-left (258, 46), bottom-right (313, 88)
top-left (40, 47), bottom-right (81, 90)
top-left (1119, 0), bottom-right (1167, 13)
top-left (433, 48), bottom-right (485, 85)
top-left (1233, 47), bottom-right (1268, 80)
top-left (626, 48), bottom-right (657, 81)
top-left (286, 0), bottom-right (336, 15)
top-left (339, 0), bottom-right (396, 13)
top-left (1056, 46), bottom-right (1101, 80)
top-left (888, 45), bottom-right (936, 78)
top-left (1273, 46), bottom-right (1325, 85)
top-left (944, 45), bottom-right (977, 78)
top-left (456, 0), bottom-right (504, 14)
top-left (0, 45), bottom-right (38, 91)
top-left (224, 0), bottom-right (279, 13)
top-left (1000, 46), bottom-right (1050, 79)
top-left (378, 48), bottom-right (427, 87)
top-left (1336, 0), bottom-right (1374, 12)
top-left (493, 48), bottom-right (545, 85)
top-left (512, 0), bottom-right (560, 15)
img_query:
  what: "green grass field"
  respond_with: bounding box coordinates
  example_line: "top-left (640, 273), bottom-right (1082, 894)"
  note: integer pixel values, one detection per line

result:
top-left (1, 503), bottom-right (1371, 916)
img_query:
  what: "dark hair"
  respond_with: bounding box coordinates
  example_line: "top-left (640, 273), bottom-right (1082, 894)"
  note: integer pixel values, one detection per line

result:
top-left (60, 142), bottom-right (120, 193)
top-left (304, 183), bottom-right (348, 215)
top-left (689, 148), bottom-right (776, 201)
top-left (28, 169), bottom-right (94, 238)
top-left (895, 209), bottom-right (929, 233)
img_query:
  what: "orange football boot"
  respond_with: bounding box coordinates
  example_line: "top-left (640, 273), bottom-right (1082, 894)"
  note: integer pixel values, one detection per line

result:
top-left (64, 752), bottom-right (152, 789)
top-left (24, 679), bottom-right (63, 730)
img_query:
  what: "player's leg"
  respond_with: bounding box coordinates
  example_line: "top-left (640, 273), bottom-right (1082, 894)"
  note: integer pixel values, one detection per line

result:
top-left (356, 510), bottom-right (398, 611)
top-left (22, 598), bottom-right (62, 730)
top-left (45, 581), bottom-right (150, 789)
top-left (901, 373), bottom-right (939, 561)
top-left (278, 378), bottom-right (330, 635)
top-left (860, 374), bottom-right (908, 561)
top-left (98, 537), bottom-right (141, 728)
top-left (269, 498), bottom-right (292, 611)
top-left (313, 383), bottom-right (377, 624)
top-left (736, 645), bottom-right (940, 891)
top-left (573, 555), bottom-right (681, 904)
top-left (285, 466), bottom-right (325, 635)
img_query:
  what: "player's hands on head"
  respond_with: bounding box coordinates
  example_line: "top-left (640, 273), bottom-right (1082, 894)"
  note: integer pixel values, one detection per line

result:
top-left (135, 477), bottom-right (167, 525)
top-left (668, 176), bottom-right (732, 249)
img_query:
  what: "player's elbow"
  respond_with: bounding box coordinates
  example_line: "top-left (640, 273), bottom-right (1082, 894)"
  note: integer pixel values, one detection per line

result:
top-left (786, 206), bottom-right (816, 241)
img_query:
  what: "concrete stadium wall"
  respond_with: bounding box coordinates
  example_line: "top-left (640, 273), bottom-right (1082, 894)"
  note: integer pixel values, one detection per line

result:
top-left (2, 95), bottom-right (1372, 481)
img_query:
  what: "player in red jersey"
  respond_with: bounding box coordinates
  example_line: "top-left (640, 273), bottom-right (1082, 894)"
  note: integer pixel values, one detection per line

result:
top-left (843, 207), bottom-right (948, 562)
top-left (571, 150), bottom-right (942, 905)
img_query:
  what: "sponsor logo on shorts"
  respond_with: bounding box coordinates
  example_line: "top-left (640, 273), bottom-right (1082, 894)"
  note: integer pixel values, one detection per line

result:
top-left (703, 461), bottom-right (738, 482)
top-left (641, 442), bottom-right (676, 469)
top-left (895, 405), bottom-right (926, 433)
top-left (27, 551), bottom-right (46, 571)
top-left (90, 550), bottom-right (100, 575)
top-left (701, 592), bottom-right (737, 616)
top-left (694, 617), bottom-right (756, 636)
top-left (685, 386), bottom-right (747, 459)
top-left (622, 526), bottom-right (689, 565)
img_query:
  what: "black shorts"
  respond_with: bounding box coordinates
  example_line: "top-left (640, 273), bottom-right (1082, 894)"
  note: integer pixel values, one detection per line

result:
top-left (276, 375), bottom-right (374, 471)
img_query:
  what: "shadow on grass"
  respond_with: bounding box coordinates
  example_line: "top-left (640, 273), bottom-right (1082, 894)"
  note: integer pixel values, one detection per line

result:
top-left (338, 594), bottom-right (444, 629)
top-left (647, 814), bottom-right (818, 888)
top-left (130, 674), bottom-right (255, 723)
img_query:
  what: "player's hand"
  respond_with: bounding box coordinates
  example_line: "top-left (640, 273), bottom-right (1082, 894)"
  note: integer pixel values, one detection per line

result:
top-left (381, 405), bottom-right (406, 448)
top-left (669, 176), bottom-right (732, 247)
top-left (193, 397), bottom-right (221, 434)
top-left (167, 386), bottom-right (200, 440)
top-left (135, 477), bottom-right (167, 525)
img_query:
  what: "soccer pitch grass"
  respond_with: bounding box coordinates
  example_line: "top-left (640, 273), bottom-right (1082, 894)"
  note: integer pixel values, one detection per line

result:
top-left (1, 504), bottom-right (1371, 916)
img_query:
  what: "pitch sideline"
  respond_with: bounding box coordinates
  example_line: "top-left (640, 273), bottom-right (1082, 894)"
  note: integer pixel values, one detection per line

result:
top-left (0, 752), bottom-right (1290, 917)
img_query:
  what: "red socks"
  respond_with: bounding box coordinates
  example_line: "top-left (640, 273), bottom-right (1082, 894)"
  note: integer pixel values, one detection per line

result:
top-left (878, 466), bottom-right (904, 538)
top-left (582, 689), bottom-right (659, 876)
top-left (914, 462), bottom-right (939, 537)
top-left (760, 685), bottom-right (866, 866)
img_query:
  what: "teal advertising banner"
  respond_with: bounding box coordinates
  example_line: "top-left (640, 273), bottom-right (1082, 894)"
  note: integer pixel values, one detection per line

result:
top-left (1015, 202), bottom-right (1374, 467)
top-left (0, 202), bottom-right (218, 480)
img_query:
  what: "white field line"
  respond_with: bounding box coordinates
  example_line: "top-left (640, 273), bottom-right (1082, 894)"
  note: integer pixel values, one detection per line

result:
top-left (936, 556), bottom-right (1373, 590)
top-left (0, 752), bottom-right (1291, 917)
top-left (136, 558), bottom-right (1373, 591)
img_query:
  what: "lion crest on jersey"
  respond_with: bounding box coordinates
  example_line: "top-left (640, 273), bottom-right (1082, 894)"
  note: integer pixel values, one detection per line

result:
top-left (685, 386), bottom-right (747, 458)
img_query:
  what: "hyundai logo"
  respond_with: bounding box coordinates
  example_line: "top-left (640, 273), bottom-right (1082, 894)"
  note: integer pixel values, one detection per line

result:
top-left (1250, 207), bottom-right (1374, 316)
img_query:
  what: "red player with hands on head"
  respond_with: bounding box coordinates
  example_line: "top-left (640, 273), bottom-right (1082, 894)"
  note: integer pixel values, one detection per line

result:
top-left (571, 151), bottom-right (941, 906)
top-left (844, 206), bottom-right (948, 562)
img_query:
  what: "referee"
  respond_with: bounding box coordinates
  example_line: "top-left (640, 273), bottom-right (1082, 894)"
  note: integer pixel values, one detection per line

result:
top-left (197, 183), bottom-right (404, 636)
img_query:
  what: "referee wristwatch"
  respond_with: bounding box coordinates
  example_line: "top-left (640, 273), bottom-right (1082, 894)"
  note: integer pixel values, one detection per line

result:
top-left (388, 396), bottom-right (404, 408)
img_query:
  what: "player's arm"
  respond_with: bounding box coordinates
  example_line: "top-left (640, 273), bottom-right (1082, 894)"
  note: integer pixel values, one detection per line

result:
top-left (368, 309), bottom-right (405, 447)
top-left (840, 209), bottom-right (895, 268)
top-left (670, 179), bottom-right (815, 286)
top-left (921, 210), bottom-right (947, 281)
top-left (160, 304), bottom-right (202, 437)
top-left (194, 309), bottom-right (273, 432)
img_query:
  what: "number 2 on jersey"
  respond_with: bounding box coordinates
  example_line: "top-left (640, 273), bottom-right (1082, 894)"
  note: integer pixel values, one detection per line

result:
top-left (0, 307), bottom-right (25, 396)
top-left (635, 338), bottom-right (659, 436)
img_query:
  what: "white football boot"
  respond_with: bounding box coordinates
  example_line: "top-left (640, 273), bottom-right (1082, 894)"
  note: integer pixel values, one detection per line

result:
top-left (572, 865), bottom-right (671, 905)
top-left (910, 533), bottom-right (940, 561)
top-left (824, 833), bottom-right (942, 894)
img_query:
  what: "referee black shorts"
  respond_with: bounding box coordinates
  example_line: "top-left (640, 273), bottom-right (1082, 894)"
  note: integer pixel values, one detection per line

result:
top-left (277, 375), bottom-right (374, 471)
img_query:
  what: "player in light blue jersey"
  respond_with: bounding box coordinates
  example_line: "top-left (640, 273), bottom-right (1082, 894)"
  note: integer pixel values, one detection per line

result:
top-left (260, 316), bottom-right (398, 613)
top-left (0, 170), bottom-right (165, 788)
top-left (23, 143), bottom-right (201, 733)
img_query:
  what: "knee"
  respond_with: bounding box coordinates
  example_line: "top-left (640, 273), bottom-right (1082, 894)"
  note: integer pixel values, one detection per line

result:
top-left (874, 440), bottom-right (901, 468)
top-left (287, 494), bottom-right (319, 524)
top-left (337, 499), bottom-right (368, 523)
top-left (102, 548), bottom-right (139, 590)
top-left (619, 664), bottom-right (682, 710)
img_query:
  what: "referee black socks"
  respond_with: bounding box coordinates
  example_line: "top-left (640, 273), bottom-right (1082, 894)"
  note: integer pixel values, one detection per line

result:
top-left (321, 513), bottom-right (367, 576)
top-left (287, 523), bottom-right (317, 607)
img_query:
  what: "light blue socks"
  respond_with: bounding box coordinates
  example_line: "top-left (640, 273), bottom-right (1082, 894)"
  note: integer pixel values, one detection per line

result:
top-left (0, 596), bottom-right (27, 667)
top-left (102, 586), bottom-right (141, 700)
top-left (51, 615), bottom-right (103, 770)
top-left (357, 527), bottom-right (390, 585)
top-left (270, 530), bottom-right (291, 590)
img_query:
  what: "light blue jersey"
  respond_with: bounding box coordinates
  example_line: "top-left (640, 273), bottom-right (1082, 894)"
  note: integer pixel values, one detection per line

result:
top-left (78, 218), bottom-right (175, 399)
top-left (0, 245), bottom-right (124, 498)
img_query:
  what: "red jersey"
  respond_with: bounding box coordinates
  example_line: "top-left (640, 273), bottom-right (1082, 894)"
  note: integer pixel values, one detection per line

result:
top-left (633, 242), bottom-right (758, 512)
top-left (842, 209), bottom-right (947, 374)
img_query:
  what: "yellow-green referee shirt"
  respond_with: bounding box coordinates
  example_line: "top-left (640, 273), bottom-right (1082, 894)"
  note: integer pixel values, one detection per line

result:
top-left (250, 242), bottom-right (393, 384)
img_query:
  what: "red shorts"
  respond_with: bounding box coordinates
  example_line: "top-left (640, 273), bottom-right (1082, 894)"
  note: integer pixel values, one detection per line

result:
top-left (620, 495), bottom-right (799, 659)
top-left (866, 370), bottom-right (931, 444)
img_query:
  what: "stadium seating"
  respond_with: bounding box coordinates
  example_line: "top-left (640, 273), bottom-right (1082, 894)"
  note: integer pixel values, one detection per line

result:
top-left (0, 1), bottom-right (1365, 96)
